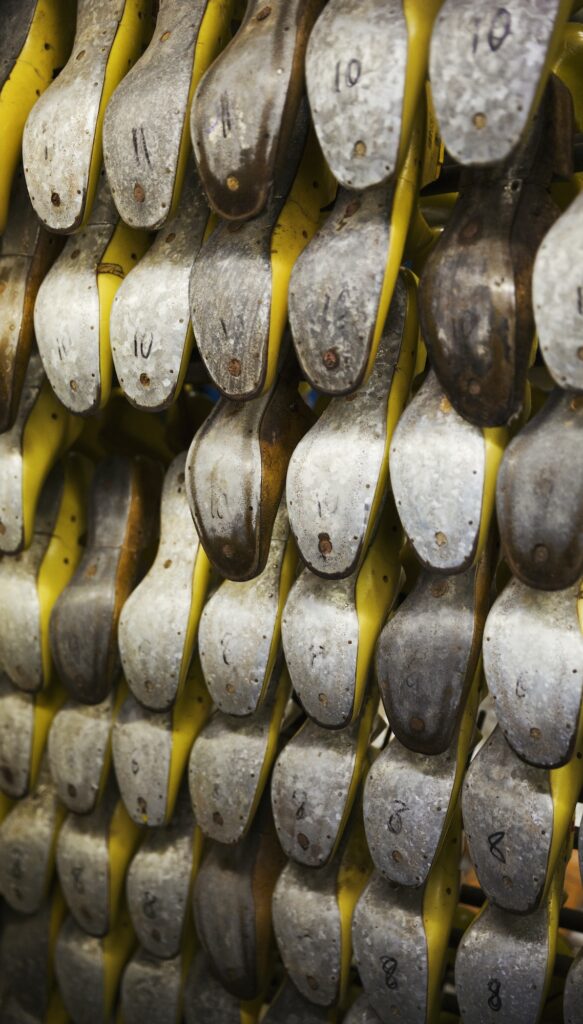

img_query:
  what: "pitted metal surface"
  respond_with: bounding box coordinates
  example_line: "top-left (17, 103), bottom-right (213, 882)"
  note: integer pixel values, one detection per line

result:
top-left (126, 784), bottom-right (195, 957)
top-left (430, 0), bottom-right (569, 166)
top-left (352, 871), bottom-right (429, 1024)
top-left (0, 353), bottom-right (44, 555)
top-left (344, 994), bottom-right (383, 1024)
top-left (34, 175), bottom-right (119, 415)
top-left (305, 0), bottom-right (408, 189)
top-left (186, 365), bottom-right (311, 581)
top-left (288, 182), bottom-right (396, 395)
top-left (564, 947), bottom-right (583, 1024)
top-left (22, 0), bottom-right (129, 232)
top-left (0, 676), bottom-right (35, 799)
top-left (190, 0), bottom-right (323, 220)
top-left (103, 1), bottom-right (212, 229)
top-left (271, 713), bottom-right (367, 866)
top-left (50, 456), bottom-right (161, 705)
top-left (184, 950), bottom-right (248, 1024)
top-left (455, 898), bottom-right (552, 1024)
top-left (121, 946), bottom-right (186, 1024)
top-left (0, 900), bottom-right (57, 1019)
top-left (0, 1), bottom-right (37, 92)
top-left (534, 188), bottom-right (583, 392)
top-left (496, 389), bottom-right (583, 591)
top-left (263, 978), bottom-right (334, 1023)
top-left (0, 761), bottom-right (62, 913)
top-left (189, 668), bottom-right (287, 843)
top-left (0, 466), bottom-right (63, 692)
top-left (198, 500), bottom-right (291, 715)
top-left (55, 913), bottom-right (133, 1024)
top-left (192, 801), bottom-right (285, 1000)
top-left (286, 276), bottom-right (408, 578)
top-left (376, 555), bottom-right (488, 754)
top-left (48, 691), bottom-right (117, 814)
top-left (111, 175), bottom-right (209, 410)
top-left (119, 452), bottom-right (206, 710)
top-left (390, 371), bottom-right (487, 573)
top-left (484, 578), bottom-right (583, 768)
top-left (462, 727), bottom-right (553, 913)
top-left (281, 567), bottom-right (360, 729)
top-left (112, 692), bottom-right (174, 827)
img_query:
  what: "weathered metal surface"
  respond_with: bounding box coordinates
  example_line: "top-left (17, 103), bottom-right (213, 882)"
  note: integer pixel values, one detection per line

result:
top-left (344, 995), bottom-right (383, 1024)
top-left (0, 898), bottom-right (62, 1020)
top-left (186, 361), bottom-right (311, 581)
top-left (189, 666), bottom-right (288, 843)
top-left (262, 979), bottom-right (334, 1023)
top-left (190, 0), bottom-right (324, 220)
top-left (271, 706), bottom-right (371, 866)
top-left (286, 276), bottom-right (411, 578)
top-left (33, 175), bottom-right (120, 416)
top-left (455, 897), bottom-right (554, 1024)
top-left (0, 466), bottom-right (63, 693)
top-left (390, 371), bottom-right (490, 573)
top-left (184, 950), bottom-right (252, 1024)
top-left (111, 175), bottom-right (210, 410)
top-left (430, 0), bottom-right (571, 166)
top-left (121, 945), bottom-right (189, 1024)
top-left (126, 783), bottom-right (195, 957)
top-left (198, 499), bottom-right (291, 715)
top-left (0, 760), bottom-right (63, 913)
top-left (564, 947), bottom-right (583, 1024)
top-left (192, 799), bottom-right (285, 1000)
top-left (0, 168), bottom-right (63, 432)
top-left (55, 912), bottom-right (134, 1024)
top-left (496, 389), bottom-right (583, 591)
top-left (462, 727), bottom-right (555, 913)
top-left (376, 551), bottom-right (489, 753)
top-left (0, 353), bottom-right (44, 555)
top-left (47, 690), bottom-right (118, 814)
top-left (22, 0), bottom-right (137, 232)
top-left (533, 189), bottom-right (583, 392)
top-left (484, 578), bottom-right (583, 768)
top-left (103, 0), bottom-right (215, 229)
top-left (50, 456), bottom-right (161, 705)
top-left (419, 78), bottom-right (572, 427)
top-left (119, 452), bottom-right (209, 710)
top-left (0, 676), bottom-right (35, 798)
top-left (0, 1), bottom-right (38, 93)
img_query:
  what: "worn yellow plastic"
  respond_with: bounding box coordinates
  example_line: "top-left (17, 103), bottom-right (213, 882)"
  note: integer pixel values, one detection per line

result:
top-left (330, 697), bottom-right (376, 864)
top-left (337, 824), bottom-right (373, 1008)
top-left (398, 1), bottom-right (446, 176)
top-left (424, 812), bottom-right (462, 1024)
top-left (547, 710), bottom-right (583, 901)
top-left (103, 909), bottom-right (136, 1018)
top-left (164, 658), bottom-right (212, 825)
top-left (255, 533), bottom-right (299, 710)
top-left (173, 545), bottom-right (213, 705)
top-left (243, 667), bottom-right (291, 836)
top-left (108, 800), bottom-right (142, 926)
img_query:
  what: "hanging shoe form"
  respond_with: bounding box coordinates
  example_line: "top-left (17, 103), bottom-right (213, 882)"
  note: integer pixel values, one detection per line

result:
top-left (111, 174), bottom-right (211, 411)
top-left (363, 683), bottom-right (478, 887)
top-left (390, 371), bottom-right (506, 574)
top-left (190, 122), bottom-right (334, 400)
top-left (564, 947), bottom-right (583, 1024)
top-left (271, 698), bottom-right (375, 867)
top-left (50, 455), bottom-right (162, 705)
top-left (0, 891), bottom-right (67, 1022)
top-left (184, 950), bottom-right (262, 1024)
top-left (305, 0), bottom-right (443, 190)
top-left (112, 660), bottom-right (211, 826)
top-left (54, 910), bottom-right (135, 1024)
top-left (189, 664), bottom-right (289, 843)
top-left (0, 0), bottom-right (75, 234)
top-left (0, 354), bottom-right (81, 555)
top-left (484, 577), bottom-right (583, 768)
top-left (190, 0), bottom-right (326, 221)
top-left (126, 783), bottom-right (200, 958)
top-left (343, 995), bottom-right (382, 1024)
top-left (199, 499), bottom-right (295, 716)
top-left (352, 816), bottom-right (461, 1024)
top-left (272, 819), bottom-right (371, 1008)
top-left (0, 675), bottom-right (65, 800)
top-left (462, 724), bottom-right (583, 913)
top-left (192, 798), bottom-right (285, 1000)
top-left (0, 457), bottom-right (88, 694)
top-left (0, 759), bottom-right (65, 914)
top-left (186, 357), bottom-right (312, 581)
top-left (429, 0), bottom-right (573, 167)
top-left (56, 778), bottom-right (140, 937)
top-left (34, 173), bottom-right (150, 416)
top-left (419, 76), bottom-right (573, 428)
top-left (48, 685), bottom-right (126, 814)
top-left (119, 451), bottom-right (211, 711)
top-left (22, 0), bottom-right (150, 233)
top-left (376, 545), bottom-right (491, 754)
top-left (496, 389), bottom-right (583, 591)
top-left (120, 937), bottom-right (196, 1024)
top-left (103, 0), bottom-right (233, 230)
top-left (286, 272), bottom-right (417, 579)
top-left (0, 169), bottom-right (64, 433)
top-left (282, 510), bottom-right (402, 729)
top-left (262, 978), bottom-right (337, 1023)
top-left (455, 849), bottom-right (567, 1024)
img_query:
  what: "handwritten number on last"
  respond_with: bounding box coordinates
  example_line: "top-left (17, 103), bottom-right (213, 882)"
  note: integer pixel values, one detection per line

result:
top-left (487, 830), bottom-right (506, 863)
top-left (472, 8), bottom-right (512, 55)
top-left (380, 956), bottom-right (398, 990)
top-left (488, 978), bottom-right (502, 1011)
top-left (334, 59), bottom-right (362, 92)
